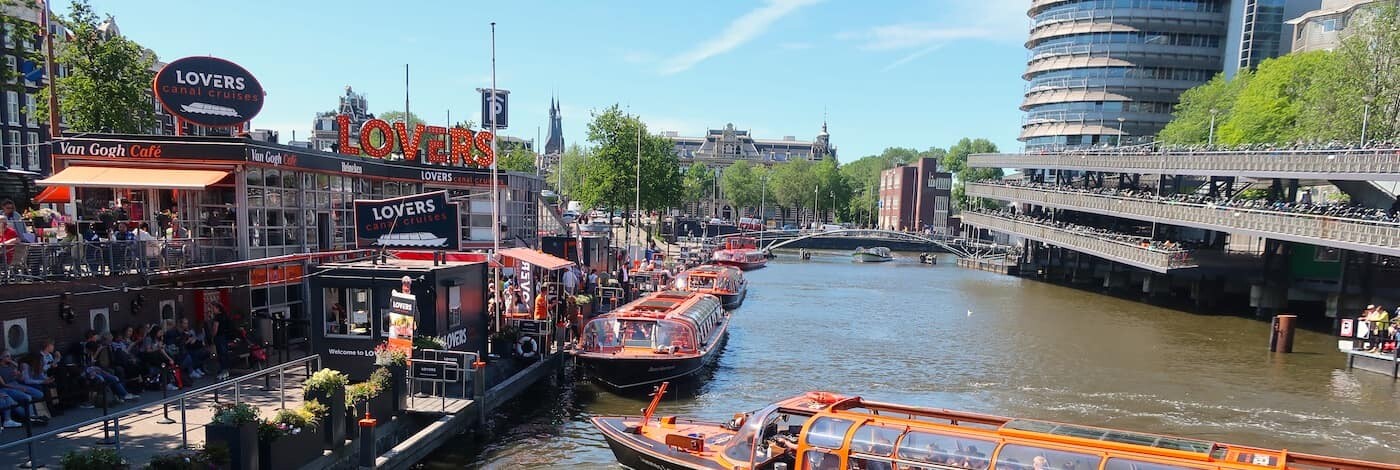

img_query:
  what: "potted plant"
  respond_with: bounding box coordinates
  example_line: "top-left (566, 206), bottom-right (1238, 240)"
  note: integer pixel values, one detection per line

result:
top-left (22, 207), bottom-right (53, 229)
top-left (206, 402), bottom-right (260, 470)
top-left (489, 325), bottom-right (521, 358)
top-left (60, 448), bottom-right (126, 470)
top-left (256, 406), bottom-right (322, 470)
top-left (302, 369), bottom-right (348, 449)
top-left (374, 342), bottom-right (409, 413)
top-left (412, 335), bottom-right (445, 351)
top-left (346, 372), bottom-right (393, 427)
top-left (574, 294), bottom-right (595, 318)
top-left (146, 447), bottom-right (220, 470)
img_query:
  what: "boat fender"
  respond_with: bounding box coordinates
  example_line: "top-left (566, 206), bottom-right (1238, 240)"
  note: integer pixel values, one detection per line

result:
top-left (515, 335), bottom-right (539, 359)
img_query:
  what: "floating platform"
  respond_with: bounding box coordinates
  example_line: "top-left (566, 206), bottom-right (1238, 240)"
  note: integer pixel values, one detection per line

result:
top-left (957, 257), bottom-right (1019, 274)
top-left (1345, 348), bottom-right (1400, 378)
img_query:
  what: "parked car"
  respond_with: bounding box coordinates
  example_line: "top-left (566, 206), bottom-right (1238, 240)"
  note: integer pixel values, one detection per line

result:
top-left (780, 224), bottom-right (799, 233)
top-left (562, 211), bottom-right (579, 223)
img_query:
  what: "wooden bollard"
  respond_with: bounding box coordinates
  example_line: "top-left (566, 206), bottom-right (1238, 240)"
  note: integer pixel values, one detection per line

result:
top-left (358, 412), bottom-right (377, 469)
top-left (1271, 314), bottom-right (1296, 353)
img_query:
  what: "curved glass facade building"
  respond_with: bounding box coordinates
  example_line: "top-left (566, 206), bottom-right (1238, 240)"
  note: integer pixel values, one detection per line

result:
top-left (1022, 0), bottom-right (1231, 150)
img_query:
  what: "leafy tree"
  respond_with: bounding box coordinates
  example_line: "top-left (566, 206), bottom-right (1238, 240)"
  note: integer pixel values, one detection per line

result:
top-left (575, 105), bottom-right (681, 213)
top-left (839, 147), bottom-right (945, 225)
top-left (943, 138), bottom-right (1001, 209)
top-left (1158, 72), bottom-right (1252, 144)
top-left (1300, 3), bottom-right (1400, 142)
top-left (1217, 52), bottom-right (1332, 144)
top-left (812, 157), bottom-right (850, 223)
top-left (36, 0), bottom-right (155, 133)
top-left (770, 158), bottom-right (817, 225)
top-left (368, 110), bottom-right (426, 153)
top-left (496, 146), bottom-right (536, 173)
top-left (719, 160), bottom-right (767, 215)
top-left (546, 144), bottom-right (588, 198)
top-left (681, 162), bottom-right (715, 213)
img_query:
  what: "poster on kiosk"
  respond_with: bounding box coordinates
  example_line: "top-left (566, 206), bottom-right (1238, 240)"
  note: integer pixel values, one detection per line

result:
top-left (389, 276), bottom-right (417, 355)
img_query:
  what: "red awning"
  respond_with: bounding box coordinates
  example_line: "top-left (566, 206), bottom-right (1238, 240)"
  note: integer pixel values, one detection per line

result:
top-left (498, 247), bottom-right (573, 271)
top-left (388, 250), bottom-right (501, 267)
top-left (33, 185), bottom-right (71, 204)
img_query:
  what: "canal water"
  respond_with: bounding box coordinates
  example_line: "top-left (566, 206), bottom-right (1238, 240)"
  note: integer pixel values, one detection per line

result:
top-left (419, 253), bottom-right (1400, 468)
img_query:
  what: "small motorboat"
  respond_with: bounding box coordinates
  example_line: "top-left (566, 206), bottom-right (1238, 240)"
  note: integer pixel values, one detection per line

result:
top-left (711, 236), bottom-right (767, 270)
top-left (852, 246), bottom-right (893, 263)
top-left (592, 391), bottom-right (1400, 470)
top-left (574, 291), bottom-right (729, 391)
top-left (675, 265), bottom-right (746, 310)
top-left (799, 249), bottom-right (812, 260)
top-left (919, 252), bottom-right (937, 264)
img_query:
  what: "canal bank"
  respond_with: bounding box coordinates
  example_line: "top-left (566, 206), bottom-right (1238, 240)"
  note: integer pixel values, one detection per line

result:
top-left (422, 255), bottom-right (1400, 467)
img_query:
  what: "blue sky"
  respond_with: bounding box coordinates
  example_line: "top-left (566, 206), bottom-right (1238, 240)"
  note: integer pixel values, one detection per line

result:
top-left (84, 0), bottom-right (1029, 159)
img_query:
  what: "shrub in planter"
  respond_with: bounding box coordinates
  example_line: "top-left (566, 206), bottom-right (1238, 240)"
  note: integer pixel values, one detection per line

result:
top-left (303, 369), bottom-right (348, 449)
top-left (257, 407), bottom-right (322, 470)
top-left (60, 448), bottom-right (126, 470)
top-left (206, 403), bottom-right (260, 470)
top-left (146, 448), bottom-right (219, 470)
top-left (412, 335), bottom-right (445, 351)
top-left (489, 325), bottom-right (521, 358)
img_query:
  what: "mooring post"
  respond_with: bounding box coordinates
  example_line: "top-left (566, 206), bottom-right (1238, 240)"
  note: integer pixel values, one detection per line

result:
top-left (1271, 314), bottom-right (1296, 353)
top-left (358, 412), bottom-right (378, 469)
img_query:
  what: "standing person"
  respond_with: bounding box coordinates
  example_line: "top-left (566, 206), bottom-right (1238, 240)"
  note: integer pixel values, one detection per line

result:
top-left (1369, 306), bottom-right (1391, 353)
top-left (208, 305), bottom-right (234, 380)
top-left (1, 199), bottom-right (32, 243)
top-left (0, 219), bottom-right (18, 266)
top-left (586, 269), bottom-right (599, 296)
top-left (562, 264), bottom-right (579, 295)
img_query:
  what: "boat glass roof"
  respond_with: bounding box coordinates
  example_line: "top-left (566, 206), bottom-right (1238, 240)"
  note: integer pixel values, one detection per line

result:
top-left (1002, 420), bottom-right (1215, 454)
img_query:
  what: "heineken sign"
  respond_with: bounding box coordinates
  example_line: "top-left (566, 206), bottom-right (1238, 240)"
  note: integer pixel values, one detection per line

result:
top-left (154, 56), bottom-right (265, 128)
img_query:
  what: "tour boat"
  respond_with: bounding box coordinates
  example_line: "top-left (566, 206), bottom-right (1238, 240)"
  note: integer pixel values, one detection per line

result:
top-left (852, 246), bottom-right (894, 263)
top-left (630, 264), bottom-right (675, 295)
top-left (712, 236), bottom-right (767, 270)
top-left (575, 291), bottom-right (729, 391)
top-left (675, 265), bottom-right (746, 310)
top-left (375, 232), bottom-right (448, 247)
top-left (592, 391), bottom-right (1400, 470)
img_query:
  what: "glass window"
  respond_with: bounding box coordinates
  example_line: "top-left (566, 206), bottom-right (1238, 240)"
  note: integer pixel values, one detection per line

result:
top-left (850, 424), bottom-right (901, 457)
top-left (6, 91), bottom-right (17, 124)
top-left (324, 287), bottom-right (371, 337)
top-left (24, 95), bottom-right (35, 127)
top-left (264, 169), bottom-right (280, 188)
top-left (802, 450), bottom-right (840, 470)
top-left (993, 444), bottom-right (1100, 470)
top-left (896, 431), bottom-right (995, 468)
top-left (1103, 458), bottom-right (1200, 470)
top-left (25, 131), bottom-right (37, 170)
top-left (804, 417), bottom-right (854, 449)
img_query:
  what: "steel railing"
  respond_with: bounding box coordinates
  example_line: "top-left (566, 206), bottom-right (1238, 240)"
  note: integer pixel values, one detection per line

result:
top-left (0, 354), bottom-right (320, 467)
top-left (961, 211), bottom-right (1196, 272)
top-left (967, 182), bottom-right (1400, 256)
top-left (969, 149), bottom-right (1400, 179)
top-left (0, 238), bottom-right (239, 284)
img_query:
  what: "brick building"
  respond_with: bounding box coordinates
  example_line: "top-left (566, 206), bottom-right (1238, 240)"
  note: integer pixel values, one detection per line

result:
top-left (877, 157), bottom-right (952, 234)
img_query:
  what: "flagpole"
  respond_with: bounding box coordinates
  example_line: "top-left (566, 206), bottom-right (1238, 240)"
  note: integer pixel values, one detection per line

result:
top-left (489, 22), bottom-right (503, 334)
top-left (41, 0), bottom-right (60, 170)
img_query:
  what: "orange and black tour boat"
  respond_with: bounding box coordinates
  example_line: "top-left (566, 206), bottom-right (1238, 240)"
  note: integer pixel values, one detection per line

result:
top-left (575, 291), bottom-right (729, 391)
top-left (676, 265), bottom-right (747, 309)
top-left (592, 391), bottom-right (1400, 470)
top-left (712, 236), bottom-right (768, 270)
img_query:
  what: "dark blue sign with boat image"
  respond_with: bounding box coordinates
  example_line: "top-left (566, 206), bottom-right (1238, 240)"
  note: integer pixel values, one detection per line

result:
top-left (153, 56), bottom-right (265, 128)
top-left (354, 190), bottom-right (461, 251)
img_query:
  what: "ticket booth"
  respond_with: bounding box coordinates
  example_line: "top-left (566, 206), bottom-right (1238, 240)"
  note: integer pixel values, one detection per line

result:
top-left (309, 258), bottom-right (487, 379)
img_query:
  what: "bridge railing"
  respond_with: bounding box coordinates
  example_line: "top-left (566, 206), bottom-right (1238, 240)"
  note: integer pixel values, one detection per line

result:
top-left (960, 211), bottom-right (1196, 272)
top-left (966, 182), bottom-right (1400, 257)
top-left (967, 149), bottom-right (1400, 179)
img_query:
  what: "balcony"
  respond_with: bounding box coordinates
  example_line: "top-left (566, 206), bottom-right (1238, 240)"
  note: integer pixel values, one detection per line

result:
top-left (966, 182), bottom-right (1400, 257)
top-left (969, 149), bottom-right (1400, 181)
top-left (1, 239), bottom-right (238, 285)
top-left (960, 211), bottom-right (1196, 273)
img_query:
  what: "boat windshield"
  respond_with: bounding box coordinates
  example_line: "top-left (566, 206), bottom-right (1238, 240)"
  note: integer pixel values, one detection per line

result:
top-left (580, 318), bottom-right (691, 351)
top-left (722, 404), bottom-right (814, 466)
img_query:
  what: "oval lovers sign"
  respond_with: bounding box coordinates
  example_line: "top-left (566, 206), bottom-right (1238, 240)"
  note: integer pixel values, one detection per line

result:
top-left (153, 56), bottom-right (264, 128)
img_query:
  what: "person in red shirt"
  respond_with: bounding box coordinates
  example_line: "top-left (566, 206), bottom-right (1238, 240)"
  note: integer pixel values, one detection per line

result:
top-left (0, 219), bottom-right (19, 265)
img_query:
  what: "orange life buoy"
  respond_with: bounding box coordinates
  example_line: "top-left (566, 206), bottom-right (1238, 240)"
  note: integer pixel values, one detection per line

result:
top-left (806, 392), bottom-right (845, 404)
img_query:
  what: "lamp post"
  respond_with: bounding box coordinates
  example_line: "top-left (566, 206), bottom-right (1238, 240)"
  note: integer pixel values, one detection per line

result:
top-left (830, 191), bottom-right (835, 225)
top-left (1208, 108), bottom-right (1219, 145)
top-left (813, 185), bottom-right (819, 228)
top-left (759, 174), bottom-right (767, 244)
top-left (1361, 94), bottom-right (1375, 147)
top-left (1115, 116), bottom-right (1126, 147)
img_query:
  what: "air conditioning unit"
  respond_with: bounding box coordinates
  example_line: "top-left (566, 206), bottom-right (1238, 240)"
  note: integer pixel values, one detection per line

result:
top-left (3, 318), bottom-right (28, 355)
top-left (90, 308), bottom-right (110, 334)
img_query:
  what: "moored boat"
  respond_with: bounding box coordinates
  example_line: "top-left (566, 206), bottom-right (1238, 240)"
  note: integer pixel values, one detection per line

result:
top-left (592, 391), bottom-right (1400, 470)
top-left (852, 246), bottom-right (893, 263)
top-left (675, 265), bottom-right (746, 309)
top-left (712, 236), bottom-right (767, 270)
top-left (575, 291), bottom-right (729, 391)
top-left (630, 263), bottom-right (675, 296)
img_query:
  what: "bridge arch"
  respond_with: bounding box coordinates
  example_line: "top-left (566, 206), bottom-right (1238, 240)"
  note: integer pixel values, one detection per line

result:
top-left (718, 229), bottom-right (981, 258)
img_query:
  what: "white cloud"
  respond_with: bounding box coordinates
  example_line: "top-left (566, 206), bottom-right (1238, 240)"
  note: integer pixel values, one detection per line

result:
top-left (841, 0), bottom-right (1025, 71)
top-left (619, 50), bottom-right (654, 64)
top-left (660, 0), bottom-right (821, 75)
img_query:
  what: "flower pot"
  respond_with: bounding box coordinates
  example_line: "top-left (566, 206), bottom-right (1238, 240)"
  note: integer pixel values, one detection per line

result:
top-left (258, 427), bottom-right (321, 470)
top-left (388, 365), bottom-right (408, 414)
top-left (205, 422), bottom-right (258, 470)
top-left (368, 391), bottom-right (394, 421)
top-left (304, 387), bottom-right (345, 449)
top-left (29, 218), bottom-right (50, 229)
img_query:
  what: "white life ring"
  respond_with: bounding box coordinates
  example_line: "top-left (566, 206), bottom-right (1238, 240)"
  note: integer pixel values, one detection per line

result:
top-left (515, 336), bottom-right (539, 358)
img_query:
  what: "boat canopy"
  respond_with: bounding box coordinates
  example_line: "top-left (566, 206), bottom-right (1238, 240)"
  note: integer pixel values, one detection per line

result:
top-left (580, 291), bottom-right (724, 354)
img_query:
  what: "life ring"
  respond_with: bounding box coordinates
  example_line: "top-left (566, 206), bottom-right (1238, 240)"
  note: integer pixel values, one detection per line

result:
top-left (515, 336), bottom-right (539, 358)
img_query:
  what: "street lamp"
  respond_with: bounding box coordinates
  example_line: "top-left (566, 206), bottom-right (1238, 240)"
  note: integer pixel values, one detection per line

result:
top-left (759, 174), bottom-right (767, 243)
top-left (813, 185), bottom-right (819, 228)
top-left (1115, 116), bottom-right (1126, 147)
top-left (830, 191), bottom-right (835, 224)
top-left (1208, 108), bottom-right (1219, 145)
top-left (1361, 94), bottom-right (1375, 147)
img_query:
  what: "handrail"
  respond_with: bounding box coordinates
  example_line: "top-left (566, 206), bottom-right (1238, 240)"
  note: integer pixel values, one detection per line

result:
top-left (0, 354), bottom-right (321, 452)
top-left (961, 211), bottom-right (1195, 271)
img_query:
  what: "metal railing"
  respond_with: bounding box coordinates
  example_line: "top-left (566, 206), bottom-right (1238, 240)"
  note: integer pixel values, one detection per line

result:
top-left (0, 354), bottom-right (320, 467)
top-left (0, 238), bottom-right (238, 284)
top-left (968, 149), bottom-right (1400, 180)
top-left (961, 211), bottom-right (1196, 273)
top-left (967, 182), bottom-right (1400, 257)
top-left (409, 349), bottom-right (479, 413)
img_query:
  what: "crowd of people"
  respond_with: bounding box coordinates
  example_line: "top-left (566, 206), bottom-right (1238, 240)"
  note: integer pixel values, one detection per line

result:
top-left (2, 199), bottom-right (197, 281)
top-left (1025, 140), bottom-right (1400, 156)
top-left (966, 207), bottom-right (1191, 254)
top-left (1357, 305), bottom-right (1395, 354)
top-left (975, 180), bottom-right (1400, 226)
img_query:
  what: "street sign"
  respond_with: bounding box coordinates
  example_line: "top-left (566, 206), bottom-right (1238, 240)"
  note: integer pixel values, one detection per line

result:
top-left (477, 88), bottom-right (509, 129)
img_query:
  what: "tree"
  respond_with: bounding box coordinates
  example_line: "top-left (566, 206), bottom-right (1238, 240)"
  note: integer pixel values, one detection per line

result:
top-left (770, 159), bottom-right (817, 225)
top-left (370, 110), bottom-right (426, 153)
top-left (1157, 72), bottom-right (1252, 144)
top-left (839, 146), bottom-right (945, 225)
top-left (546, 144), bottom-right (589, 198)
top-left (497, 146), bottom-right (536, 173)
top-left (681, 162), bottom-right (714, 213)
top-left (1300, 3), bottom-right (1400, 142)
top-left (1217, 52), bottom-right (1332, 144)
top-left (37, 0), bottom-right (155, 133)
top-left (943, 138), bottom-right (1001, 209)
top-left (575, 105), bottom-right (681, 213)
top-left (720, 160), bottom-right (766, 215)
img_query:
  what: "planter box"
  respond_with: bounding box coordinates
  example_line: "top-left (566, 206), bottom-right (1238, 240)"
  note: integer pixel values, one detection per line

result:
top-left (257, 427), bottom-right (321, 470)
top-left (304, 387), bottom-right (345, 450)
top-left (205, 422), bottom-right (258, 470)
top-left (369, 391), bottom-right (394, 421)
top-left (388, 365), bottom-right (407, 415)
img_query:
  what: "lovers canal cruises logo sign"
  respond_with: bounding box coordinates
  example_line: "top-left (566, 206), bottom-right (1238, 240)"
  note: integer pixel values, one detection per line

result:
top-left (354, 191), bottom-right (460, 251)
top-left (336, 115), bottom-right (496, 168)
top-left (154, 56), bottom-right (265, 128)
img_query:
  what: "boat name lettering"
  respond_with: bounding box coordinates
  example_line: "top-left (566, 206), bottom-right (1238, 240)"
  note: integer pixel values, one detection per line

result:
top-left (646, 365), bottom-right (676, 372)
top-left (370, 199), bottom-right (438, 221)
top-left (340, 162), bottom-right (363, 174)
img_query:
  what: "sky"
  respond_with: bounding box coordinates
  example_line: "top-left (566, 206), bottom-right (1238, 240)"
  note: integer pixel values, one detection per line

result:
top-left (82, 0), bottom-right (1030, 160)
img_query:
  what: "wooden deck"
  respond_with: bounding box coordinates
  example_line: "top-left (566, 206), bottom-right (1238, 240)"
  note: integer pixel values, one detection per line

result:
top-left (405, 397), bottom-right (474, 416)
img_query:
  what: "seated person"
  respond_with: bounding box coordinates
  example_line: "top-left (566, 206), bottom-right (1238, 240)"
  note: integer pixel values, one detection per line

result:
top-left (0, 352), bottom-right (43, 423)
top-left (81, 342), bottom-right (138, 402)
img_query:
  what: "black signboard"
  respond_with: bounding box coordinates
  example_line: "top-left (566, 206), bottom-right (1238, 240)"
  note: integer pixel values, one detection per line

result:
top-left (354, 191), bottom-right (460, 250)
top-left (247, 145), bottom-right (506, 186)
top-left (154, 56), bottom-right (265, 128)
top-left (478, 88), bottom-right (509, 129)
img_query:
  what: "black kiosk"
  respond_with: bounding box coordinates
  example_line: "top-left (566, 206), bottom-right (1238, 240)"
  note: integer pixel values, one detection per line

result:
top-left (308, 258), bottom-right (487, 379)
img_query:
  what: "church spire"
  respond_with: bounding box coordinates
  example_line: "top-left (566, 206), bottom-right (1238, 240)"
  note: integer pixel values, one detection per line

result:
top-left (545, 94), bottom-right (564, 155)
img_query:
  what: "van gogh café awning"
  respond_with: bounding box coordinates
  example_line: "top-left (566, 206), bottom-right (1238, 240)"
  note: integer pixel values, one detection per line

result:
top-left (40, 133), bottom-right (513, 264)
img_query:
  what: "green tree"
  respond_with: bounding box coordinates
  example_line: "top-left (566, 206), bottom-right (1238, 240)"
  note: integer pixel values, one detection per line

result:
top-left (0, 1), bottom-right (42, 88)
top-left (546, 144), bottom-right (589, 198)
top-left (719, 160), bottom-right (767, 215)
top-left (368, 110), bottom-right (426, 153)
top-left (575, 105), bottom-right (681, 213)
top-left (943, 138), bottom-right (1002, 209)
top-left (1157, 72), bottom-right (1252, 144)
top-left (839, 147), bottom-right (945, 225)
top-left (681, 162), bottom-right (715, 212)
top-left (37, 0), bottom-right (155, 133)
top-left (770, 158), bottom-right (815, 225)
top-left (1300, 3), bottom-right (1400, 142)
top-left (497, 146), bottom-right (536, 173)
top-left (1217, 52), bottom-right (1332, 144)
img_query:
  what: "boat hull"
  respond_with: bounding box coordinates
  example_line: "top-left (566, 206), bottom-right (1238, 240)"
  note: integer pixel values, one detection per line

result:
top-left (592, 416), bottom-right (729, 470)
top-left (577, 333), bottom-right (727, 391)
top-left (713, 258), bottom-right (767, 270)
top-left (852, 253), bottom-right (893, 263)
top-left (718, 289), bottom-right (745, 310)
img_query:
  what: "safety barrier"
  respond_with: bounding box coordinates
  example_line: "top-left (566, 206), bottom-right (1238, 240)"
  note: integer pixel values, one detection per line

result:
top-left (960, 211), bottom-right (1195, 273)
top-left (968, 149), bottom-right (1400, 180)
